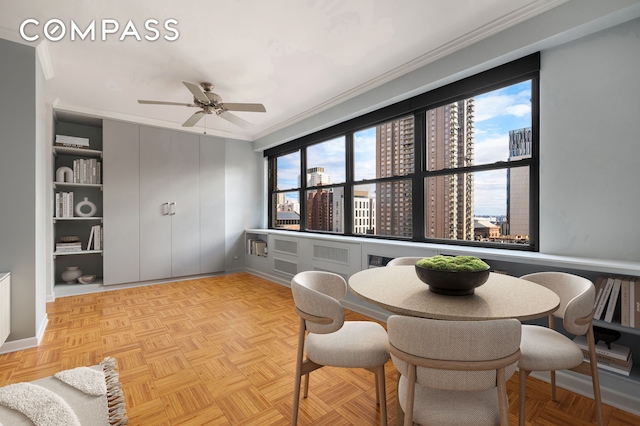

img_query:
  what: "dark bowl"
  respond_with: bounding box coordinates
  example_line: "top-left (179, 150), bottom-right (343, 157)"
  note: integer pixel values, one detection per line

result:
top-left (414, 264), bottom-right (490, 296)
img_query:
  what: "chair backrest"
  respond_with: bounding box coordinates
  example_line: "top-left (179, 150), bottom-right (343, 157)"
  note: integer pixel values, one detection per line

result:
top-left (388, 315), bottom-right (521, 391)
top-left (386, 257), bottom-right (424, 267)
top-left (291, 271), bottom-right (346, 334)
top-left (520, 272), bottom-right (595, 335)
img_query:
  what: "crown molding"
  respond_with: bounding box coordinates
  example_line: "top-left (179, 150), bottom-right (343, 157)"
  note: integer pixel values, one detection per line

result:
top-left (253, 0), bottom-right (569, 141)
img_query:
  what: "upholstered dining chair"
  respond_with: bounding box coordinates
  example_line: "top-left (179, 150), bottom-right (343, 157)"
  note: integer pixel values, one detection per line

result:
top-left (290, 271), bottom-right (390, 425)
top-left (517, 272), bottom-right (603, 426)
top-left (387, 315), bottom-right (521, 426)
top-left (386, 257), bottom-right (424, 266)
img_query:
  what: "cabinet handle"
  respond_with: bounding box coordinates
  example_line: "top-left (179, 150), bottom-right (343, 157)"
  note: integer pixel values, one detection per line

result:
top-left (170, 202), bottom-right (176, 215)
top-left (163, 202), bottom-right (170, 215)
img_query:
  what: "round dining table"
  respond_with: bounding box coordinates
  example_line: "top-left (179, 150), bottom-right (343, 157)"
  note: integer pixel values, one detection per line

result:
top-left (349, 265), bottom-right (560, 321)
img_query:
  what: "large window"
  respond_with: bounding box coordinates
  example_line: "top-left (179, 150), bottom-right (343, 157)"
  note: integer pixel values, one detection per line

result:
top-left (267, 54), bottom-right (539, 250)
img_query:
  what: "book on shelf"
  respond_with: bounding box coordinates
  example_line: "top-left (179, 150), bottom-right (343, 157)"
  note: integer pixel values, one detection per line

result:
top-left (631, 277), bottom-right (640, 329)
top-left (55, 242), bottom-right (82, 253)
top-left (254, 240), bottom-right (267, 257)
top-left (581, 348), bottom-right (631, 368)
top-left (87, 226), bottom-right (95, 251)
top-left (55, 191), bottom-right (75, 218)
top-left (88, 224), bottom-right (102, 251)
top-left (621, 276), bottom-right (631, 327)
top-left (592, 275), bottom-right (605, 310)
top-left (56, 134), bottom-right (89, 147)
top-left (594, 276), bottom-right (615, 320)
top-left (583, 353), bottom-right (633, 376)
top-left (573, 335), bottom-right (631, 361)
top-left (71, 158), bottom-right (101, 184)
top-left (603, 276), bottom-right (623, 323)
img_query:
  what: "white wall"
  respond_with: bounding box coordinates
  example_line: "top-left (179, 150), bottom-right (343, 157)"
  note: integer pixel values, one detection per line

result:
top-left (225, 138), bottom-right (265, 271)
top-left (252, 2), bottom-right (640, 264)
top-left (539, 18), bottom-right (640, 261)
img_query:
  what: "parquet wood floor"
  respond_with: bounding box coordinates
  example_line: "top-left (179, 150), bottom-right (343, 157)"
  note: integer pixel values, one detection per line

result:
top-left (0, 272), bottom-right (638, 425)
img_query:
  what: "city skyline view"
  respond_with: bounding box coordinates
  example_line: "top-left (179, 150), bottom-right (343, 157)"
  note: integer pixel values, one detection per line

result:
top-left (275, 80), bottom-right (532, 218)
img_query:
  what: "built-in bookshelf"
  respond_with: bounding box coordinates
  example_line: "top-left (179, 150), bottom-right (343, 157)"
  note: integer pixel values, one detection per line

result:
top-left (52, 115), bottom-right (104, 289)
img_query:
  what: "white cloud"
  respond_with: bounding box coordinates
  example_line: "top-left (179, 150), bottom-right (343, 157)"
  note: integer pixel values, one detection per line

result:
top-left (474, 85), bottom-right (531, 122)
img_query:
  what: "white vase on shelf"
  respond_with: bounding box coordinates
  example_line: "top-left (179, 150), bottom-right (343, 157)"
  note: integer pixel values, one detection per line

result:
top-left (56, 166), bottom-right (73, 183)
top-left (75, 197), bottom-right (97, 217)
top-left (61, 266), bottom-right (82, 284)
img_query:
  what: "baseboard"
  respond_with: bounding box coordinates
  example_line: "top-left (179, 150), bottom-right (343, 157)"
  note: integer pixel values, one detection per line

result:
top-left (244, 268), bottom-right (291, 288)
top-left (530, 368), bottom-right (640, 416)
top-left (0, 314), bottom-right (48, 354)
top-left (244, 268), bottom-right (391, 322)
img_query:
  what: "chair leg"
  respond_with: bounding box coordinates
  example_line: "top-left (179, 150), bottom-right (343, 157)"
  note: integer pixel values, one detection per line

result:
top-left (519, 369), bottom-right (530, 426)
top-left (375, 370), bottom-right (380, 404)
top-left (586, 325), bottom-right (604, 426)
top-left (303, 373), bottom-right (310, 398)
top-left (377, 365), bottom-right (388, 426)
top-left (497, 367), bottom-right (509, 426)
top-left (550, 370), bottom-right (557, 401)
top-left (404, 364), bottom-right (416, 426)
top-left (292, 319), bottom-right (306, 425)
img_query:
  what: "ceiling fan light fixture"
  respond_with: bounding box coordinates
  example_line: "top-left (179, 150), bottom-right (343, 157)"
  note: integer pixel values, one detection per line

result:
top-left (138, 80), bottom-right (266, 128)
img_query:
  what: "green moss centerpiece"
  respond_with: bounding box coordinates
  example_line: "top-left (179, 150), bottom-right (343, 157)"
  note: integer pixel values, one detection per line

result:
top-left (415, 255), bottom-right (490, 296)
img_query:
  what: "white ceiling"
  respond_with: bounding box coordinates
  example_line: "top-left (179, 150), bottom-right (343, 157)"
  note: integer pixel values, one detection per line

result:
top-left (0, 0), bottom-right (568, 141)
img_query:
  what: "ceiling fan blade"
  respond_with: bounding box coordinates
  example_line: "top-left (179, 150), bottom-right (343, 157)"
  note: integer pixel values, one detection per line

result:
top-left (219, 111), bottom-right (252, 128)
top-left (183, 82), bottom-right (210, 104)
top-left (182, 111), bottom-right (206, 127)
top-left (221, 103), bottom-right (266, 113)
top-left (138, 100), bottom-right (195, 107)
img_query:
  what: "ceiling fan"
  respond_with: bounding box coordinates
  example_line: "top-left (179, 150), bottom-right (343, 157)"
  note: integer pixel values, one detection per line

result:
top-left (138, 81), bottom-right (266, 128)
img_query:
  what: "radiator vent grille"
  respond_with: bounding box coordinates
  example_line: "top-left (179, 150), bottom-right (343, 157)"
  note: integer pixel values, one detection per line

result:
top-left (274, 239), bottom-right (298, 255)
top-left (313, 245), bottom-right (349, 264)
top-left (274, 258), bottom-right (297, 276)
top-left (313, 267), bottom-right (348, 282)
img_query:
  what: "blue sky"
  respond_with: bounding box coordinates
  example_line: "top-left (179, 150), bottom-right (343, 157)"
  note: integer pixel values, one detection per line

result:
top-left (276, 80), bottom-right (532, 215)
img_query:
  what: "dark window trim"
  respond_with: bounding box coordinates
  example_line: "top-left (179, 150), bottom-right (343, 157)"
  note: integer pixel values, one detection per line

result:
top-left (267, 53), bottom-right (540, 251)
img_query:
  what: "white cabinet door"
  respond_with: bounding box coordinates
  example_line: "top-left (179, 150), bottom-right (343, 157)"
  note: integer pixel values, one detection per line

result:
top-left (103, 120), bottom-right (141, 285)
top-left (170, 131), bottom-right (201, 277)
top-left (199, 135), bottom-right (225, 273)
top-left (139, 126), bottom-right (173, 281)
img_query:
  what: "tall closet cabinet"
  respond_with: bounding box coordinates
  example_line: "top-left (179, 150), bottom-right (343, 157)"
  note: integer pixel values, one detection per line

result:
top-left (103, 120), bottom-right (225, 285)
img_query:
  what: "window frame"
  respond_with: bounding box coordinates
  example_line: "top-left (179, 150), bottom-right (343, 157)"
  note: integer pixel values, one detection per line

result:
top-left (266, 53), bottom-right (540, 251)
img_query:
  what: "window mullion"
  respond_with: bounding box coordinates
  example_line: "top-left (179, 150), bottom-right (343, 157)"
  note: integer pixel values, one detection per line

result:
top-left (344, 133), bottom-right (354, 236)
top-left (413, 112), bottom-right (425, 240)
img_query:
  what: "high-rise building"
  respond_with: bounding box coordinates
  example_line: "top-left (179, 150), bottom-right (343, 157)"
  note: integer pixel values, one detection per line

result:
top-left (424, 99), bottom-right (475, 240)
top-left (507, 127), bottom-right (531, 236)
top-left (307, 167), bottom-right (330, 187)
top-left (376, 117), bottom-right (415, 237)
top-left (306, 167), bottom-right (332, 231)
top-left (332, 189), bottom-right (375, 234)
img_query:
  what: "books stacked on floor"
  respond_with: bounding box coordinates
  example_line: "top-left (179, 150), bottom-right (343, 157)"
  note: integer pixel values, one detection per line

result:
top-left (87, 225), bottom-right (102, 251)
top-left (72, 158), bottom-right (101, 184)
top-left (55, 134), bottom-right (90, 148)
top-left (592, 274), bottom-right (640, 328)
top-left (247, 239), bottom-right (267, 257)
top-left (574, 335), bottom-right (633, 376)
top-left (54, 192), bottom-right (74, 218)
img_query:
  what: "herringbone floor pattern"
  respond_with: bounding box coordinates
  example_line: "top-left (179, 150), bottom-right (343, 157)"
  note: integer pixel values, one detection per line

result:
top-left (0, 272), bottom-right (638, 425)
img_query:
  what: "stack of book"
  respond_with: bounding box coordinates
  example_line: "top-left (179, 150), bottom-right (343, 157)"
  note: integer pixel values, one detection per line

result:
top-left (54, 192), bottom-right (74, 218)
top-left (87, 225), bottom-right (102, 251)
top-left (72, 158), bottom-right (101, 184)
top-left (574, 335), bottom-right (633, 376)
top-left (593, 274), bottom-right (640, 328)
top-left (247, 239), bottom-right (267, 257)
top-left (55, 241), bottom-right (82, 253)
top-left (55, 134), bottom-right (90, 148)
